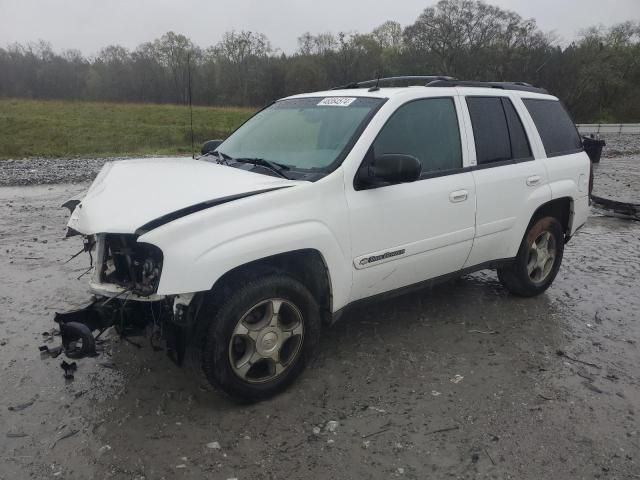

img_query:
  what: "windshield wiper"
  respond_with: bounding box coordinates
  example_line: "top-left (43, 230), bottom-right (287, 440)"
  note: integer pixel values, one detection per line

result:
top-left (232, 157), bottom-right (291, 179)
top-left (204, 150), bottom-right (232, 165)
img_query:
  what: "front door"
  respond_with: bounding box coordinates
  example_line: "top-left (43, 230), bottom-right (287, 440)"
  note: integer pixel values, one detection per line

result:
top-left (345, 96), bottom-right (476, 302)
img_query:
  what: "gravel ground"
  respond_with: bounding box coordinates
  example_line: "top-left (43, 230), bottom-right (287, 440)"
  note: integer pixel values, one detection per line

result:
top-left (592, 155), bottom-right (640, 205)
top-left (602, 134), bottom-right (640, 158)
top-left (0, 153), bottom-right (639, 479)
top-left (0, 155), bottom-right (189, 187)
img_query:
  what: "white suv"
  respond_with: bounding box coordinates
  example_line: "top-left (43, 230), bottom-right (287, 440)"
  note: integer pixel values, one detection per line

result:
top-left (61, 76), bottom-right (590, 401)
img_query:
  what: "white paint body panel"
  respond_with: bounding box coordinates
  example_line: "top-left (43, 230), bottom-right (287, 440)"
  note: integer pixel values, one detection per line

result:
top-left (139, 172), bottom-right (354, 309)
top-left (346, 173), bottom-right (476, 300)
top-left (66, 85), bottom-right (590, 313)
top-left (68, 157), bottom-right (300, 235)
top-left (541, 152), bottom-right (591, 234)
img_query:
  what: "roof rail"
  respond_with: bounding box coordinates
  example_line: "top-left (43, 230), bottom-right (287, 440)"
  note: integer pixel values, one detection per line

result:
top-left (427, 79), bottom-right (548, 94)
top-left (330, 76), bottom-right (548, 94)
top-left (331, 75), bottom-right (456, 90)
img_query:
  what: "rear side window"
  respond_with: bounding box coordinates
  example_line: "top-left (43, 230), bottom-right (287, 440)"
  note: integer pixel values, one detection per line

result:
top-left (523, 99), bottom-right (582, 157)
top-left (466, 97), bottom-right (532, 165)
top-left (374, 97), bottom-right (462, 175)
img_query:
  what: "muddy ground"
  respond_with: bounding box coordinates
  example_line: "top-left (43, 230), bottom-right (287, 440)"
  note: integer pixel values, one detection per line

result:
top-left (1, 153), bottom-right (639, 479)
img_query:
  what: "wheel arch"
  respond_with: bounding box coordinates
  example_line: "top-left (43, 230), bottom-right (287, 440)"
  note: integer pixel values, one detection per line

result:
top-left (528, 196), bottom-right (574, 239)
top-left (205, 249), bottom-right (333, 325)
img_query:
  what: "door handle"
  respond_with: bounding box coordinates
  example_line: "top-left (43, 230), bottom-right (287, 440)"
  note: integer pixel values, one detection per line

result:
top-left (526, 175), bottom-right (542, 186)
top-left (449, 190), bottom-right (468, 203)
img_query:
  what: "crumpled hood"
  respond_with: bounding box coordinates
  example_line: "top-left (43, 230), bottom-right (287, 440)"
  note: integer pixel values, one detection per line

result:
top-left (67, 157), bottom-right (300, 235)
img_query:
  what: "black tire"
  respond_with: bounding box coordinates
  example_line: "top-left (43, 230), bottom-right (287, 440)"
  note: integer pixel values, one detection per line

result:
top-left (201, 274), bottom-right (320, 402)
top-left (497, 216), bottom-right (564, 297)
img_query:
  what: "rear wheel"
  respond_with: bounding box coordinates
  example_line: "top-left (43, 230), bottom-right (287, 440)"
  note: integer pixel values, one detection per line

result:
top-left (497, 216), bottom-right (564, 297)
top-left (201, 274), bottom-right (320, 402)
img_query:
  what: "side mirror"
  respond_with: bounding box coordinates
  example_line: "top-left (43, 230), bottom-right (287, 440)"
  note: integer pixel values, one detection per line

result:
top-left (201, 139), bottom-right (224, 155)
top-left (358, 153), bottom-right (422, 188)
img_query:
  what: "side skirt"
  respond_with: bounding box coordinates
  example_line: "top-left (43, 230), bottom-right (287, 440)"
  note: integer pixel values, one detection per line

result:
top-left (330, 258), bottom-right (514, 324)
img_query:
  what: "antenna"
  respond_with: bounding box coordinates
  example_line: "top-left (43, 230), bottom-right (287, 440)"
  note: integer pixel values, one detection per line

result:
top-left (368, 72), bottom-right (381, 92)
top-left (187, 52), bottom-right (195, 159)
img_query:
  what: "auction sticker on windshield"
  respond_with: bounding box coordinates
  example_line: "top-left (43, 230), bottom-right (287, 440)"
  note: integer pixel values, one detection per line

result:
top-left (317, 97), bottom-right (357, 106)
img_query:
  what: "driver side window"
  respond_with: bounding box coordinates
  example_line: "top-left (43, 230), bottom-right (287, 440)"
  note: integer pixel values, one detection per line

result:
top-left (373, 97), bottom-right (462, 176)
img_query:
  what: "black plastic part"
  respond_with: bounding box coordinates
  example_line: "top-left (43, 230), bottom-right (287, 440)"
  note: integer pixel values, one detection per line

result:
top-left (427, 79), bottom-right (548, 94)
top-left (60, 360), bottom-right (77, 379)
top-left (583, 135), bottom-right (606, 163)
top-left (332, 75), bottom-right (456, 90)
top-left (164, 321), bottom-right (187, 366)
top-left (201, 139), bottom-right (224, 155)
top-left (54, 302), bottom-right (113, 332)
top-left (360, 153), bottom-right (422, 187)
top-left (60, 322), bottom-right (96, 359)
top-left (135, 187), bottom-right (290, 235)
top-left (590, 194), bottom-right (640, 220)
top-left (331, 76), bottom-right (548, 94)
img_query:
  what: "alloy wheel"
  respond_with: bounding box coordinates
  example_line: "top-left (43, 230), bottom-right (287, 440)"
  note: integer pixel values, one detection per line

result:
top-left (228, 298), bottom-right (304, 383)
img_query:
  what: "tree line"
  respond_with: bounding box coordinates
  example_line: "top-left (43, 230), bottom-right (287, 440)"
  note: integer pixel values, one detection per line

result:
top-left (1, 0), bottom-right (639, 122)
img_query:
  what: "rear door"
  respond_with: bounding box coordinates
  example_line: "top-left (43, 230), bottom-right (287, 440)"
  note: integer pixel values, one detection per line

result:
top-left (521, 98), bottom-right (591, 209)
top-left (462, 94), bottom-right (551, 267)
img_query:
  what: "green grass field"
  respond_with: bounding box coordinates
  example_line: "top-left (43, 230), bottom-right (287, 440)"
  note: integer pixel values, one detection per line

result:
top-left (0, 98), bottom-right (255, 159)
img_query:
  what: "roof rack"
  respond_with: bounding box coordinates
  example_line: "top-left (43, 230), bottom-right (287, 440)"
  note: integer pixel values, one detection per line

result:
top-left (330, 76), bottom-right (548, 94)
top-left (331, 76), bottom-right (456, 90)
top-left (426, 79), bottom-right (548, 94)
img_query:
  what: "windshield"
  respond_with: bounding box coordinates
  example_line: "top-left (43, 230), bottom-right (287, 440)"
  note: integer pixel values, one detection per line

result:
top-left (218, 97), bottom-right (384, 172)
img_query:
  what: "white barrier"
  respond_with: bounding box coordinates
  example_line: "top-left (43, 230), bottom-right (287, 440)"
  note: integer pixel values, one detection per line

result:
top-left (577, 124), bottom-right (640, 135)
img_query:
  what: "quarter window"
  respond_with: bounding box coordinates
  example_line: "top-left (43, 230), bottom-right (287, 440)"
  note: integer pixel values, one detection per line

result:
top-left (466, 96), bottom-right (532, 165)
top-left (523, 99), bottom-right (582, 157)
top-left (373, 98), bottom-right (462, 175)
top-left (502, 99), bottom-right (532, 160)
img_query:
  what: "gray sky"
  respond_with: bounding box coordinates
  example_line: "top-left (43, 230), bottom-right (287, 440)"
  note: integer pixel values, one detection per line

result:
top-left (1, 0), bottom-right (639, 54)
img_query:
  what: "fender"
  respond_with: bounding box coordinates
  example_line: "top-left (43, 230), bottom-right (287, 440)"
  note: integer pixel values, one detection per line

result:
top-left (547, 178), bottom-right (582, 202)
top-left (138, 172), bottom-right (353, 311)
top-left (504, 184), bottom-right (553, 258)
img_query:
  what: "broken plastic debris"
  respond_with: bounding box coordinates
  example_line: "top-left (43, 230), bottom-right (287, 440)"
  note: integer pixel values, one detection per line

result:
top-left (368, 406), bottom-right (386, 413)
top-left (207, 441), bottom-right (221, 449)
top-left (8, 396), bottom-right (37, 412)
top-left (325, 420), bottom-right (339, 432)
top-left (431, 390), bottom-right (441, 396)
top-left (38, 345), bottom-right (63, 358)
top-left (60, 360), bottom-right (77, 380)
top-left (450, 374), bottom-right (464, 384)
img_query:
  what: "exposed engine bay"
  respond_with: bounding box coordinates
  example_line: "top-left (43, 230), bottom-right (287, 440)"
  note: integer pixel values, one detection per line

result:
top-left (50, 233), bottom-right (201, 366)
top-left (96, 234), bottom-right (163, 296)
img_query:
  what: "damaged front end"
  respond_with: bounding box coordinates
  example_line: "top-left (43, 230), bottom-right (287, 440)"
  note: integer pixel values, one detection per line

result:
top-left (92, 233), bottom-right (163, 297)
top-left (52, 231), bottom-right (200, 366)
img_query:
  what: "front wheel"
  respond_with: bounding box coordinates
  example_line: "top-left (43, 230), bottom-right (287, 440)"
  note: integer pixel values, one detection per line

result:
top-left (201, 274), bottom-right (320, 402)
top-left (497, 216), bottom-right (565, 297)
